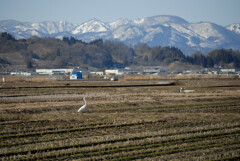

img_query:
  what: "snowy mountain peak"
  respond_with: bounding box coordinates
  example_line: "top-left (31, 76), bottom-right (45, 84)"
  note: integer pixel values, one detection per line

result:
top-left (72, 19), bottom-right (110, 34)
top-left (133, 15), bottom-right (189, 26)
top-left (226, 24), bottom-right (240, 34)
top-left (152, 15), bottom-right (189, 24)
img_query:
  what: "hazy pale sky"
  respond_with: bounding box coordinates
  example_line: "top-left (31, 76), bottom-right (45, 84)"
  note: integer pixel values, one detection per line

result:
top-left (0, 0), bottom-right (239, 26)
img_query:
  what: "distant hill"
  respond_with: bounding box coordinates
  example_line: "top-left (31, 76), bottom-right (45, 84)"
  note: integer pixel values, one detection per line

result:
top-left (1, 15), bottom-right (240, 55)
top-left (0, 32), bottom-right (240, 71)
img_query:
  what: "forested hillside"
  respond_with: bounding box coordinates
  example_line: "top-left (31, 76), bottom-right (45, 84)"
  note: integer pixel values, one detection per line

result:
top-left (0, 32), bottom-right (240, 71)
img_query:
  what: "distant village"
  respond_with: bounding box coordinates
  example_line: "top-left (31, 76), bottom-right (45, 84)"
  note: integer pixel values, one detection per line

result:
top-left (2, 66), bottom-right (240, 81)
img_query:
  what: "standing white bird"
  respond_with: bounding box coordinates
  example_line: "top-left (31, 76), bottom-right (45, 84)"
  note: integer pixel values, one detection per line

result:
top-left (78, 97), bottom-right (87, 112)
top-left (179, 87), bottom-right (183, 93)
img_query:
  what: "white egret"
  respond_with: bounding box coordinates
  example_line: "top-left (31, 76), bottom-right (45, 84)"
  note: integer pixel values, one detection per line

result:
top-left (179, 87), bottom-right (183, 93)
top-left (78, 97), bottom-right (87, 112)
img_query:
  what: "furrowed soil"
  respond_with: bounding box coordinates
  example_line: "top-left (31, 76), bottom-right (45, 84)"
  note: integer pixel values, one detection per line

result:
top-left (0, 78), bottom-right (240, 160)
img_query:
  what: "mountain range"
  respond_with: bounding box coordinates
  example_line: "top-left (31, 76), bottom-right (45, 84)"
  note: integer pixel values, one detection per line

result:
top-left (1, 15), bottom-right (240, 55)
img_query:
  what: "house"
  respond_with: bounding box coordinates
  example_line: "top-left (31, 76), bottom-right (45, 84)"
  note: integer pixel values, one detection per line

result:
top-left (143, 66), bottom-right (161, 74)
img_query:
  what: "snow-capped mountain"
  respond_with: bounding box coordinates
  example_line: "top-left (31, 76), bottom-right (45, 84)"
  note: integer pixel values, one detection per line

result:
top-left (226, 24), bottom-right (240, 35)
top-left (31, 21), bottom-right (77, 34)
top-left (72, 19), bottom-right (110, 34)
top-left (1, 15), bottom-right (240, 54)
top-left (0, 19), bottom-right (77, 39)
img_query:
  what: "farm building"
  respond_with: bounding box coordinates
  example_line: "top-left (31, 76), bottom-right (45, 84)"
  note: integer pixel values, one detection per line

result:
top-left (70, 72), bottom-right (82, 80)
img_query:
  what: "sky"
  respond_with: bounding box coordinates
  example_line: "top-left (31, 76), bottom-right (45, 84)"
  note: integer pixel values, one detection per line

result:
top-left (0, 0), bottom-right (240, 26)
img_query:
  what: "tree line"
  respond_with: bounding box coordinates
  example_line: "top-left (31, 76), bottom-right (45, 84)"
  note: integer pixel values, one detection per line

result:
top-left (0, 32), bottom-right (240, 70)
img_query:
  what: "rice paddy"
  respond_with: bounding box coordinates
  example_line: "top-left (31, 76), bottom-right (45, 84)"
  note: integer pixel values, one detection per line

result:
top-left (0, 78), bottom-right (239, 160)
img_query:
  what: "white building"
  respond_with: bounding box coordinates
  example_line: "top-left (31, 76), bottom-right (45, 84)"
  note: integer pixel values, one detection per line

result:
top-left (105, 69), bottom-right (119, 75)
top-left (36, 69), bottom-right (73, 75)
top-left (10, 72), bottom-right (31, 76)
top-left (220, 69), bottom-right (235, 73)
top-left (90, 72), bottom-right (104, 76)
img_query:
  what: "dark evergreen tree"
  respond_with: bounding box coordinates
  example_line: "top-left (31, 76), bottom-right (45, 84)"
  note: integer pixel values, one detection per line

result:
top-left (1, 32), bottom-right (16, 41)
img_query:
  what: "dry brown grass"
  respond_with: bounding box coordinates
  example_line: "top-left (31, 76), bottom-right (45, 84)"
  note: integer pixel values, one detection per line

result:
top-left (0, 78), bottom-right (240, 160)
top-left (0, 75), bottom-right (60, 83)
top-left (124, 74), bottom-right (239, 80)
top-left (1, 74), bottom-right (239, 84)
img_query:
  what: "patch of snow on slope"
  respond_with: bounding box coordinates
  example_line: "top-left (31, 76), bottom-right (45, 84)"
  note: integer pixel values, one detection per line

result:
top-left (188, 22), bottom-right (222, 39)
top-left (142, 27), bottom-right (164, 42)
top-left (112, 26), bottom-right (143, 40)
top-left (15, 25), bottom-right (29, 31)
top-left (108, 18), bottom-right (130, 29)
